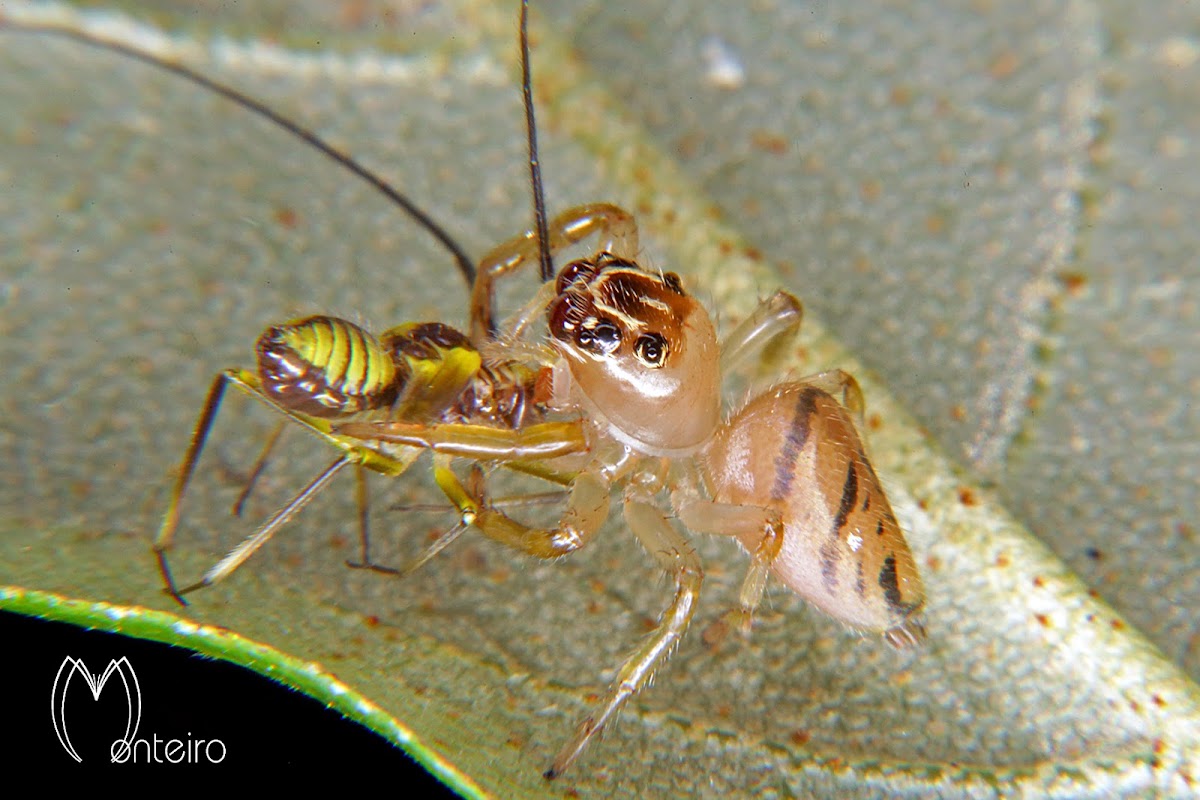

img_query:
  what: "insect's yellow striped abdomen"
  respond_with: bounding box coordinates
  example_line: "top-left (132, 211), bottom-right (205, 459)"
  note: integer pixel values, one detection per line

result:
top-left (256, 315), bottom-right (398, 418)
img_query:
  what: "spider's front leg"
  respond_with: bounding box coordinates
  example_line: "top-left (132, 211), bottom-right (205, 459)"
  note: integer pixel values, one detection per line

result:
top-left (545, 468), bottom-right (705, 779)
top-left (719, 290), bottom-right (803, 377)
top-left (468, 202), bottom-right (639, 342)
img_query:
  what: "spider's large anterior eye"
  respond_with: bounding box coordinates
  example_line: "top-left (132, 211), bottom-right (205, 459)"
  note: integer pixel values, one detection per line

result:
top-left (578, 320), bottom-right (621, 354)
top-left (634, 332), bottom-right (669, 367)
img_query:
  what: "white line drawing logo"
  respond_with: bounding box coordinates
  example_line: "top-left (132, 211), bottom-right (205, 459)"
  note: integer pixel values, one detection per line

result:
top-left (50, 656), bottom-right (142, 763)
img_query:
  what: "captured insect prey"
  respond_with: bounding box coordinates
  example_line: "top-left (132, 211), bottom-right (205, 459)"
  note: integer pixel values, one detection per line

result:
top-left (5, 0), bottom-right (926, 781)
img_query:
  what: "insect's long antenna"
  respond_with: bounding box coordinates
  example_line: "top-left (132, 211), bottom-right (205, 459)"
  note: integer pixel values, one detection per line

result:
top-left (2, 18), bottom-right (478, 287)
top-left (520, 0), bottom-right (554, 283)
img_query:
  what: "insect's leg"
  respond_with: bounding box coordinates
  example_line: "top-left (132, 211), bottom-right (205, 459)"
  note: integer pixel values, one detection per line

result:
top-left (347, 523), bottom-right (461, 576)
top-left (351, 463), bottom-right (489, 576)
top-left (155, 367), bottom-right (422, 604)
top-left (174, 456), bottom-right (353, 599)
top-left (335, 419), bottom-right (587, 462)
top-left (356, 463), bottom-right (370, 564)
top-left (344, 463), bottom-right (388, 571)
top-left (432, 454), bottom-right (610, 560)
top-left (719, 290), bottom-right (804, 378)
top-left (231, 419), bottom-right (287, 517)
top-left (545, 489), bottom-right (704, 779)
top-left (154, 371), bottom-right (236, 602)
top-left (388, 520), bottom-right (470, 577)
top-left (795, 368), bottom-right (866, 429)
top-left (335, 414), bottom-right (587, 567)
top-left (469, 202), bottom-right (639, 342)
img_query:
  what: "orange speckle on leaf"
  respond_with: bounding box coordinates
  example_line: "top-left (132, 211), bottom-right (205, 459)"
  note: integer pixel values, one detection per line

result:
top-left (337, 0), bottom-right (372, 28)
top-left (750, 129), bottom-right (789, 155)
top-left (1146, 347), bottom-right (1172, 368)
top-left (676, 133), bottom-right (702, 160)
top-left (702, 618), bottom-right (730, 652)
top-left (988, 50), bottom-right (1019, 80)
top-left (274, 205), bottom-right (299, 229)
top-left (1056, 271), bottom-right (1088, 295)
top-left (456, 546), bottom-right (488, 574)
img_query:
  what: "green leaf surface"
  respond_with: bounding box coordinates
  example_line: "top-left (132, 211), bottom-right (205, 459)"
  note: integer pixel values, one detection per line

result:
top-left (2, 0), bottom-right (1197, 796)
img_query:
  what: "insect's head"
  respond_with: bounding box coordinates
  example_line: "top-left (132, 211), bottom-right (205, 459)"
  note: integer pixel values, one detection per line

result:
top-left (547, 253), bottom-right (721, 456)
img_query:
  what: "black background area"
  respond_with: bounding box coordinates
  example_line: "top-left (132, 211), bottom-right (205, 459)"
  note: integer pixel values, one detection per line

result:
top-left (4, 609), bottom-right (459, 791)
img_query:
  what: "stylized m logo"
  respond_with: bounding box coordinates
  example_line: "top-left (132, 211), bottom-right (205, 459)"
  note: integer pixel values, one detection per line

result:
top-left (50, 656), bottom-right (142, 763)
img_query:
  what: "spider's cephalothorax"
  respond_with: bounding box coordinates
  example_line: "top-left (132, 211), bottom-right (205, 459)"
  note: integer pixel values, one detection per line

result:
top-left (547, 253), bottom-right (721, 456)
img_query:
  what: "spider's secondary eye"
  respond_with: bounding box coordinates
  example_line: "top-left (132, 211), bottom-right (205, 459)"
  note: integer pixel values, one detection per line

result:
top-left (634, 332), bottom-right (668, 367)
top-left (661, 272), bottom-right (684, 295)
